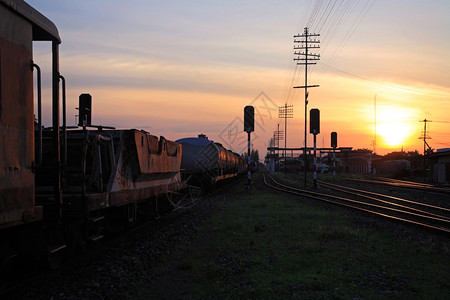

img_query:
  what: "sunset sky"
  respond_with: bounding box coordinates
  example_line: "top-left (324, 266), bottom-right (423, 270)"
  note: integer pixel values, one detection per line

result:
top-left (28, 0), bottom-right (450, 157)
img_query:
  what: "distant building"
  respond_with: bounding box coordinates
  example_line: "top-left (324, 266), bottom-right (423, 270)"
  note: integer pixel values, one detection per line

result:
top-left (374, 159), bottom-right (411, 175)
top-left (336, 149), bottom-right (372, 174)
top-left (428, 149), bottom-right (450, 184)
top-left (284, 159), bottom-right (304, 173)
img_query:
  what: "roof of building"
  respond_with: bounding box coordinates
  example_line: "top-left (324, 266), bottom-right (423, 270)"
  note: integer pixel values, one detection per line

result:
top-left (428, 149), bottom-right (450, 159)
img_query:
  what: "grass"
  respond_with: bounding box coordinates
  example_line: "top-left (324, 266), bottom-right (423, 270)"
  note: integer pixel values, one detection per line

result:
top-left (134, 173), bottom-right (450, 299)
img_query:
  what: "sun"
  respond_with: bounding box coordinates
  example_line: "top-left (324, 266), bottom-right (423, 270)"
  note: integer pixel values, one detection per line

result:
top-left (378, 122), bottom-right (410, 147)
top-left (375, 106), bottom-right (417, 148)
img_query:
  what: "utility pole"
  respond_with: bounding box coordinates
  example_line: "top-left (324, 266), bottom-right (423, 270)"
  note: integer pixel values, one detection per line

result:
top-left (294, 27), bottom-right (320, 186)
top-left (373, 94), bottom-right (377, 155)
top-left (370, 94), bottom-right (377, 175)
top-left (419, 119), bottom-right (432, 182)
top-left (419, 119), bottom-right (432, 155)
top-left (279, 104), bottom-right (293, 176)
top-left (273, 125), bottom-right (283, 172)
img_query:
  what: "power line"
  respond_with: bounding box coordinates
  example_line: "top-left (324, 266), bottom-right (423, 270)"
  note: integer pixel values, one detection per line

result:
top-left (321, 62), bottom-right (450, 98)
top-left (281, 0), bottom-right (377, 121)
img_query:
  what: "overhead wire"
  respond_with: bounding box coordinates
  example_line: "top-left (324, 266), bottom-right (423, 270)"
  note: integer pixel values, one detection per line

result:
top-left (277, 0), bottom-right (378, 148)
top-left (316, 0), bottom-right (338, 33)
top-left (277, 0), bottom-right (315, 139)
top-left (316, 0), bottom-right (358, 55)
top-left (279, 0), bottom-right (450, 152)
top-left (282, 0), bottom-right (314, 108)
top-left (319, 0), bottom-right (376, 79)
top-left (311, 0), bottom-right (367, 79)
top-left (307, 0), bottom-right (325, 29)
top-left (284, 0), bottom-right (375, 105)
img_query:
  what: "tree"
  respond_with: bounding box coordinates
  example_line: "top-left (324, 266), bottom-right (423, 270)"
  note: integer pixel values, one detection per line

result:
top-left (251, 149), bottom-right (259, 163)
top-left (245, 149), bottom-right (259, 163)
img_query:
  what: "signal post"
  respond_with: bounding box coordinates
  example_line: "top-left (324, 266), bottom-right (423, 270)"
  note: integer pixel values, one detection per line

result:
top-left (244, 106), bottom-right (254, 190)
top-left (331, 132), bottom-right (337, 178)
top-left (310, 109), bottom-right (320, 188)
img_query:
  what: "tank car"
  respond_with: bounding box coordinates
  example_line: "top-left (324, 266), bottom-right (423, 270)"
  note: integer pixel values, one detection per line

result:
top-left (176, 134), bottom-right (245, 187)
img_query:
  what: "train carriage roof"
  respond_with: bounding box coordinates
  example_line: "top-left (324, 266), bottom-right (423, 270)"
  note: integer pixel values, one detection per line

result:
top-left (176, 137), bottom-right (213, 146)
top-left (1, 0), bottom-right (61, 43)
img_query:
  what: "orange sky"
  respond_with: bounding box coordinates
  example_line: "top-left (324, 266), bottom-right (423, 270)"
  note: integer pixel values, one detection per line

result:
top-left (30, 0), bottom-right (450, 157)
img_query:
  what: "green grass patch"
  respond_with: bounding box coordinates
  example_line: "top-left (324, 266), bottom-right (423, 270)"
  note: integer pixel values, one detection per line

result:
top-left (136, 173), bottom-right (450, 299)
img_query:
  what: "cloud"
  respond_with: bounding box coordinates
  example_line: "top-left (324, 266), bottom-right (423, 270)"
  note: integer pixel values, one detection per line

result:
top-left (27, 0), bottom-right (450, 156)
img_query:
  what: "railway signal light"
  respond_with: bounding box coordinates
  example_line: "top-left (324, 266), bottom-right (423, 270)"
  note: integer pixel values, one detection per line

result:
top-left (309, 108), bottom-right (320, 188)
top-left (310, 108), bottom-right (320, 134)
top-left (331, 132), bottom-right (337, 148)
top-left (244, 106), bottom-right (254, 190)
top-left (78, 93), bottom-right (92, 127)
top-left (244, 106), bottom-right (254, 133)
top-left (331, 132), bottom-right (337, 178)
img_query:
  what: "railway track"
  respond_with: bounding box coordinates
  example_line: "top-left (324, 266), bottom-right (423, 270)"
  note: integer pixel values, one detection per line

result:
top-left (346, 177), bottom-right (450, 195)
top-left (263, 173), bottom-right (450, 234)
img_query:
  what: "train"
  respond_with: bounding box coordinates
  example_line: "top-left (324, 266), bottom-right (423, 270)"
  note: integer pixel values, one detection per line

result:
top-left (0, 0), bottom-right (245, 269)
top-left (177, 134), bottom-right (247, 187)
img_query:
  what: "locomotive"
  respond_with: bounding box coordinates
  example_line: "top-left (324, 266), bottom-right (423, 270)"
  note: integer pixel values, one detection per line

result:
top-left (0, 0), bottom-right (244, 269)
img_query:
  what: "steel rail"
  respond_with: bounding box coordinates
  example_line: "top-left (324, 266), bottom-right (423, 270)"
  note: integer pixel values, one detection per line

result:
top-left (269, 175), bottom-right (449, 223)
top-left (346, 178), bottom-right (450, 194)
top-left (263, 173), bottom-right (450, 234)
top-left (293, 174), bottom-right (450, 214)
top-left (317, 180), bottom-right (450, 219)
top-left (372, 176), bottom-right (434, 188)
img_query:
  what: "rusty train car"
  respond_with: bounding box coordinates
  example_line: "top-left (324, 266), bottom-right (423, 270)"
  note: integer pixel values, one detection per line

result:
top-left (0, 0), bottom-right (187, 268)
top-left (0, 0), bottom-right (245, 270)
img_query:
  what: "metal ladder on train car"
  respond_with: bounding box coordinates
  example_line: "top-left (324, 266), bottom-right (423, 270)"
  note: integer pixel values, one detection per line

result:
top-left (86, 210), bottom-right (105, 244)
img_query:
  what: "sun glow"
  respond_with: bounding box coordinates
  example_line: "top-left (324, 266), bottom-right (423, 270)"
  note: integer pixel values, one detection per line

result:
top-left (375, 106), bottom-right (418, 148)
top-left (378, 122), bottom-right (410, 147)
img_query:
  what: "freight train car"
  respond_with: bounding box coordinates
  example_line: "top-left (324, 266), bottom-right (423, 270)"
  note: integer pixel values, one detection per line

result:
top-left (0, 0), bottom-right (185, 269)
top-left (0, 0), bottom-right (53, 231)
top-left (37, 127), bottom-right (185, 234)
top-left (177, 134), bottom-right (245, 187)
top-left (0, 0), bottom-right (60, 268)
